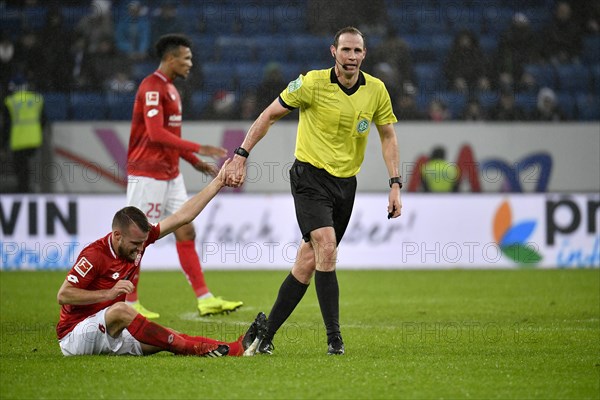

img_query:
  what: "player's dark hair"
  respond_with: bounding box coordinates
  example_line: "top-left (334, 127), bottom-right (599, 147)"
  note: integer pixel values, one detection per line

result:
top-left (155, 34), bottom-right (192, 60)
top-left (333, 26), bottom-right (365, 48)
top-left (112, 206), bottom-right (151, 233)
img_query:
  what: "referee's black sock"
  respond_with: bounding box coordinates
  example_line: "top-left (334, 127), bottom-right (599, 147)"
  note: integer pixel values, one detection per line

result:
top-left (266, 272), bottom-right (309, 339)
top-left (315, 270), bottom-right (341, 343)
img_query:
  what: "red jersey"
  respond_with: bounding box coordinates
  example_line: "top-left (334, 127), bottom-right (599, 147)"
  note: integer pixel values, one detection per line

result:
top-left (127, 70), bottom-right (200, 180)
top-left (56, 224), bottom-right (161, 339)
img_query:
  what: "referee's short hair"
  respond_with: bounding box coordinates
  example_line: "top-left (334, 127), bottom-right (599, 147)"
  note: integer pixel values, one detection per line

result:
top-left (112, 206), bottom-right (151, 233)
top-left (155, 34), bottom-right (192, 60)
top-left (333, 26), bottom-right (365, 48)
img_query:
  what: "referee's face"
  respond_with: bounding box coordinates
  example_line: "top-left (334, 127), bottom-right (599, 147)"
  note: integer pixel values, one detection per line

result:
top-left (171, 46), bottom-right (193, 80)
top-left (331, 33), bottom-right (366, 78)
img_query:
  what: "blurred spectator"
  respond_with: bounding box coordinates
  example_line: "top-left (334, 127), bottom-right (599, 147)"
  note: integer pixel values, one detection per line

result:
top-left (13, 30), bottom-right (44, 88)
top-left (369, 27), bottom-right (415, 91)
top-left (444, 30), bottom-right (491, 93)
top-left (255, 62), bottom-right (287, 114)
top-left (0, 32), bottom-right (15, 94)
top-left (461, 99), bottom-right (486, 121)
top-left (115, 1), bottom-right (151, 61)
top-left (86, 37), bottom-right (130, 91)
top-left (531, 87), bottom-right (565, 121)
top-left (39, 8), bottom-right (73, 91)
top-left (571, 1), bottom-right (600, 34)
top-left (70, 35), bottom-right (91, 89)
top-left (240, 91), bottom-right (258, 120)
top-left (2, 78), bottom-right (46, 193)
top-left (307, 0), bottom-right (387, 35)
top-left (427, 99), bottom-right (451, 122)
top-left (494, 13), bottom-right (543, 93)
top-left (541, 2), bottom-right (583, 64)
top-left (75, 0), bottom-right (114, 54)
top-left (106, 71), bottom-right (136, 94)
top-left (393, 85), bottom-right (425, 121)
top-left (203, 90), bottom-right (238, 120)
top-left (490, 91), bottom-right (528, 121)
top-left (420, 146), bottom-right (459, 192)
top-left (151, 3), bottom-right (184, 45)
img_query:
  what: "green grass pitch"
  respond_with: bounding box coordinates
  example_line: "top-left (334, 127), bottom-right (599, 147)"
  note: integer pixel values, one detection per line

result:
top-left (1, 269), bottom-right (598, 399)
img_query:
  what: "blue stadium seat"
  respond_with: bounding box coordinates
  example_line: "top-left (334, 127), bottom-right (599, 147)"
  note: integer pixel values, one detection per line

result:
top-left (555, 64), bottom-right (590, 93)
top-left (414, 62), bottom-right (444, 91)
top-left (238, 6), bottom-right (275, 35)
top-left (404, 35), bottom-right (437, 63)
top-left (274, 5), bottom-right (306, 33)
top-left (288, 36), bottom-right (330, 64)
top-left (188, 34), bottom-right (217, 62)
top-left (279, 62), bottom-right (303, 82)
top-left (478, 90), bottom-right (502, 111)
top-left (556, 92), bottom-right (575, 120)
top-left (514, 92), bottom-right (538, 114)
top-left (215, 37), bottom-right (256, 63)
top-left (437, 91), bottom-right (467, 118)
top-left (576, 94), bottom-right (600, 120)
top-left (234, 62), bottom-right (265, 93)
top-left (582, 36), bottom-right (600, 65)
top-left (132, 61), bottom-right (157, 82)
top-left (523, 64), bottom-right (556, 89)
top-left (106, 93), bottom-right (134, 120)
top-left (42, 92), bottom-right (69, 121)
top-left (191, 91), bottom-right (211, 118)
top-left (447, 7), bottom-right (481, 34)
top-left (478, 35), bottom-right (497, 56)
top-left (255, 36), bottom-right (291, 63)
top-left (202, 63), bottom-right (236, 90)
top-left (592, 64), bottom-right (600, 95)
top-left (70, 92), bottom-right (107, 121)
top-left (23, 6), bottom-right (48, 30)
top-left (60, 6), bottom-right (90, 30)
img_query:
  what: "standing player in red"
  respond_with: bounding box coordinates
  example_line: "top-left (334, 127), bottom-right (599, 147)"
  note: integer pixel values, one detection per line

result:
top-left (126, 33), bottom-right (242, 318)
top-left (57, 160), bottom-right (267, 357)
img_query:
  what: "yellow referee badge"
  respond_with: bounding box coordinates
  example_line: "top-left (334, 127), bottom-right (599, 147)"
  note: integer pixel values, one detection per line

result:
top-left (287, 76), bottom-right (303, 93)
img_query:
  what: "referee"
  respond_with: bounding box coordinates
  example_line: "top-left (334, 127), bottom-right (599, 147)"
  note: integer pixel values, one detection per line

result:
top-left (226, 26), bottom-right (402, 355)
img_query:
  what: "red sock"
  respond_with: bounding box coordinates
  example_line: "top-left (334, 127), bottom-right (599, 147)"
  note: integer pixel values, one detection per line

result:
top-left (176, 240), bottom-right (209, 297)
top-left (174, 331), bottom-right (244, 357)
top-left (128, 314), bottom-right (224, 356)
top-left (125, 268), bottom-right (140, 303)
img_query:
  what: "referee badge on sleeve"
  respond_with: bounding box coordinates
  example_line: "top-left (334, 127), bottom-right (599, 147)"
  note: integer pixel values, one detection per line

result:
top-left (287, 76), bottom-right (303, 93)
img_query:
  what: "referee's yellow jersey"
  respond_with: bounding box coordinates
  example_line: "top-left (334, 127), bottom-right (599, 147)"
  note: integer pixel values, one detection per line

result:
top-left (279, 68), bottom-right (397, 178)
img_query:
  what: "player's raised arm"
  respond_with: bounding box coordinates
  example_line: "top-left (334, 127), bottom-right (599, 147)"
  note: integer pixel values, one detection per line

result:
top-left (226, 98), bottom-right (290, 187)
top-left (157, 159), bottom-right (230, 239)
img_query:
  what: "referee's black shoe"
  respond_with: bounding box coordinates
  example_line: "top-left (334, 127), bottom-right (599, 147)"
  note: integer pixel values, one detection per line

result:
top-left (242, 312), bottom-right (267, 356)
top-left (327, 335), bottom-right (345, 355)
top-left (258, 336), bottom-right (274, 355)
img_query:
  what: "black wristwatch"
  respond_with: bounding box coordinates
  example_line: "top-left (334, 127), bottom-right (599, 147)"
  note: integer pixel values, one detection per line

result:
top-left (234, 147), bottom-right (250, 158)
top-left (389, 176), bottom-right (402, 189)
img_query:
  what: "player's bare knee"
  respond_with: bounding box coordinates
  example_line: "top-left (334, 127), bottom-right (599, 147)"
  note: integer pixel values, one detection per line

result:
top-left (174, 223), bottom-right (196, 241)
top-left (106, 302), bottom-right (137, 325)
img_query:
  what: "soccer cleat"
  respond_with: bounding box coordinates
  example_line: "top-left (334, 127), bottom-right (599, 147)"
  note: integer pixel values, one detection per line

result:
top-left (200, 344), bottom-right (230, 358)
top-left (257, 336), bottom-right (274, 355)
top-left (130, 301), bottom-right (160, 319)
top-left (327, 335), bottom-right (345, 355)
top-left (197, 296), bottom-right (243, 316)
top-left (216, 296), bottom-right (244, 313)
top-left (242, 312), bottom-right (268, 356)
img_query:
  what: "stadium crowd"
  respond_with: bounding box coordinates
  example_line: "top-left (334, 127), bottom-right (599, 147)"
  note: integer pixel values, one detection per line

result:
top-left (1, 0), bottom-right (599, 121)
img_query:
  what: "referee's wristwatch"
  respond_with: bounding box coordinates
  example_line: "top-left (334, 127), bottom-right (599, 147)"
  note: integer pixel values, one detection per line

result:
top-left (389, 176), bottom-right (402, 189)
top-left (234, 146), bottom-right (250, 158)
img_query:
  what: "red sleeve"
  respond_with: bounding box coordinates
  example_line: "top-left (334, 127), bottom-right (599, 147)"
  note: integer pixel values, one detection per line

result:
top-left (143, 223), bottom-right (162, 248)
top-left (181, 151), bottom-right (200, 166)
top-left (141, 83), bottom-right (200, 153)
top-left (65, 249), bottom-right (101, 289)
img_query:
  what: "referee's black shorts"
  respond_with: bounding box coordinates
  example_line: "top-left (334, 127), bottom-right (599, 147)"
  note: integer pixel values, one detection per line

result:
top-left (290, 159), bottom-right (357, 245)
